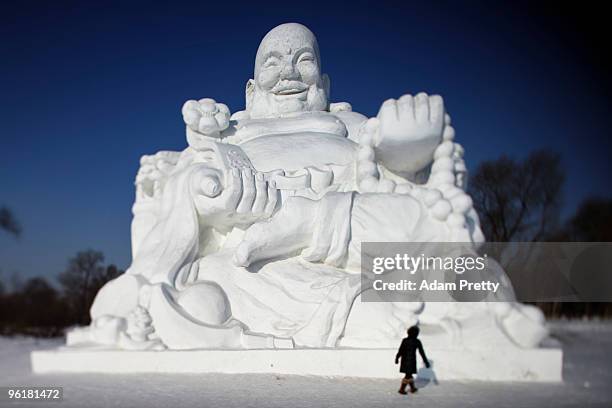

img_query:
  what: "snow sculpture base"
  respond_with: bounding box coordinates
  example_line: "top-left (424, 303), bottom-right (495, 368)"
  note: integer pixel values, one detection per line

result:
top-left (31, 346), bottom-right (562, 382)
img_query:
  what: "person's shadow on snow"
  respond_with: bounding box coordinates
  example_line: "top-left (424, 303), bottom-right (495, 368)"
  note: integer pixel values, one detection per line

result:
top-left (415, 359), bottom-right (439, 388)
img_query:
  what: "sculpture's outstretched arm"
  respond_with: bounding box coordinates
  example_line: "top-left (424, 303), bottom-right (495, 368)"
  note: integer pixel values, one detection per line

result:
top-left (233, 186), bottom-right (481, 268)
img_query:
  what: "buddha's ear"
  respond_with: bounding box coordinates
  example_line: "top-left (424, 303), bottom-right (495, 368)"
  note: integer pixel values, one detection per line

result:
top-left (245, 79), bottom-right (255, 110)
top-left (322, 74), bottom-right (330, 100)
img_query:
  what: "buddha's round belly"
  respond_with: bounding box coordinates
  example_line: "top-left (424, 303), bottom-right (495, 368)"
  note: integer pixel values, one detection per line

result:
top-left (239, 133), bottom-right (358, 172)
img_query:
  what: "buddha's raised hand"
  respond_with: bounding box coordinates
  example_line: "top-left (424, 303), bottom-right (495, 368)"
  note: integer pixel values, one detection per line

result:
top-left (375, 93), bottom-right (446, 175)
top-left (182, 98), bottom-right (230, 137)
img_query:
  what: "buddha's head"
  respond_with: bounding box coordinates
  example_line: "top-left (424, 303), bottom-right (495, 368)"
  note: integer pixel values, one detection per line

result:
top-left (246, 23), bottom-right (329, 118)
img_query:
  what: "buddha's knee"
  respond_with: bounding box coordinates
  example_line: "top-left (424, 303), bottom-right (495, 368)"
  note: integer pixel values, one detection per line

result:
top-left (174, 281), bottom-right (232, 325)
top-left (147, 282), bottom-right (243, 349)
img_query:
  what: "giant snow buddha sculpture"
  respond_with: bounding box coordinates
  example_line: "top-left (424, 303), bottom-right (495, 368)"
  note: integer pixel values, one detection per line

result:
top-left (73, 23), bottom-right (547, 351)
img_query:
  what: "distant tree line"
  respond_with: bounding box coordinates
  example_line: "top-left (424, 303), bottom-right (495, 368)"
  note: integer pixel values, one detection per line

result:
top-left (0, 250), bottom-right (123, 337)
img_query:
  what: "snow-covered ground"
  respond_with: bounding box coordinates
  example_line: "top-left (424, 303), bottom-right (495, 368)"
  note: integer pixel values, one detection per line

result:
top-left (1, 320), bottom-right (611, 408)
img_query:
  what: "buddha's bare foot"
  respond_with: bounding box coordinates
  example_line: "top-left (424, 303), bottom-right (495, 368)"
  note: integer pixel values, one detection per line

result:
top-left (234, 196), bottom-right (317, 267)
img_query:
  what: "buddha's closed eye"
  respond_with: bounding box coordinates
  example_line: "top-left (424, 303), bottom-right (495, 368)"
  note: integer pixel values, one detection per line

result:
top-left (263, 57), bottom-right (280, 68)
top-left (297, 53), bottom-right (314, 64)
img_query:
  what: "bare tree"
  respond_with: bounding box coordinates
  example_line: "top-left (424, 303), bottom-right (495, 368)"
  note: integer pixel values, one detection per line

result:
top-left (565, 197), bottom-right (612, 241)
top-left (58, 250), bottom-right (124, 325)
top-left (469, 149), bottom-right (565, 242)
top-left (0, 207), bottom-right (21, 237)
top-left (91, 264), bottom-right (122, 293)
top-left (58, 250), bottom-right (105, 325)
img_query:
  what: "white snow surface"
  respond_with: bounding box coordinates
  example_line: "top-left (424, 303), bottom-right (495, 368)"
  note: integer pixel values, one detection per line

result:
top-left (1, 320), bottom-right (612, 408)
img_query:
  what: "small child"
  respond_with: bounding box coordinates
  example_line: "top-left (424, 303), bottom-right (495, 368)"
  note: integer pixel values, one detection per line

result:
top-left (395, 325), bottom-right (430, 394)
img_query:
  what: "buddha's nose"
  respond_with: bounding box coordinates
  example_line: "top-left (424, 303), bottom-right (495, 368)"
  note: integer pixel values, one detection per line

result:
top-left (280, 62), bottom-right (299, 80)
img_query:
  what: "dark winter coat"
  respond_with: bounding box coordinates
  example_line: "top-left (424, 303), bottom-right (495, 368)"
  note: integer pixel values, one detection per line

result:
top-left (395, 337), bottom-right (429, 374)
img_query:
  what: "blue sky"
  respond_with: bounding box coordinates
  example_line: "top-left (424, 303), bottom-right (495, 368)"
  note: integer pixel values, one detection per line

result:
top-left (1, 1), bottom-right (610, 284)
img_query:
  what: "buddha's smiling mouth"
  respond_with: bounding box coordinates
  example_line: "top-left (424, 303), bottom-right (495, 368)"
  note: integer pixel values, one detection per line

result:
top-left (271, 80), bottom-right (309, 96)
top-left (275, 88), bottom-right (307, 96)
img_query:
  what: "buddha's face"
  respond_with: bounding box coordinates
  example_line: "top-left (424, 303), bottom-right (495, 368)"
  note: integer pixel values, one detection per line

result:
top-left (248, 23), bottom-right (328, 118)
top-left (257, 45), bottom-right (319, 98)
